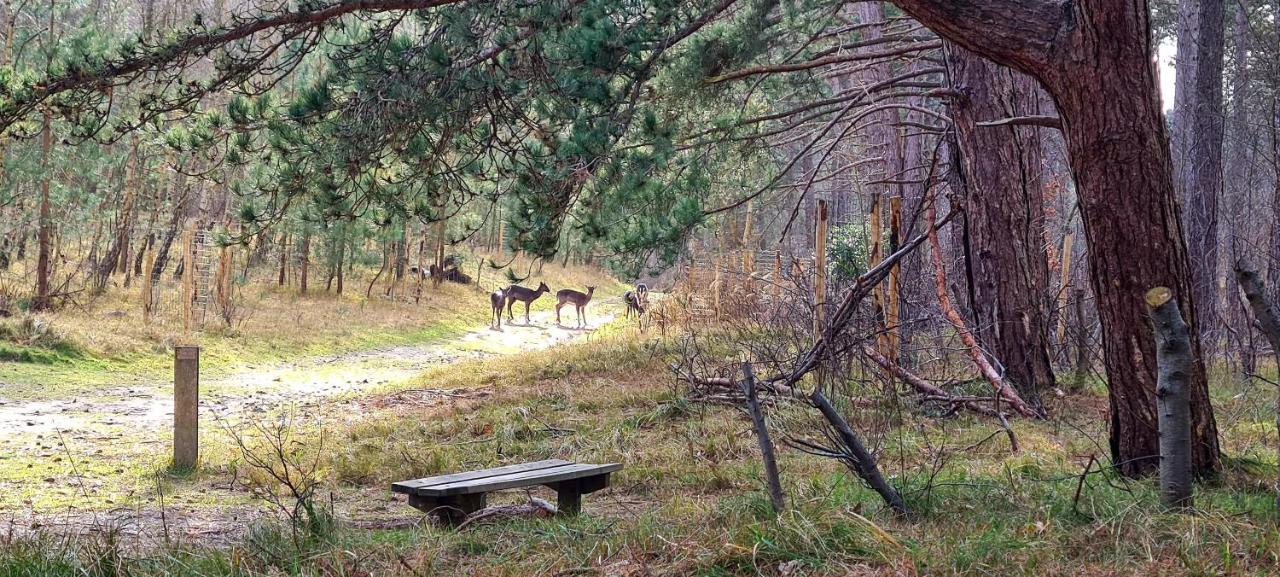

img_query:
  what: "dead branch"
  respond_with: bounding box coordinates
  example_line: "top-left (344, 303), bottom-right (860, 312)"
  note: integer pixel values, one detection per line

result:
top-left (455, 497), bottom-right (557, 530)
top-left (975, 115), bottom-right (1063, 130)
top-left (858, 344), bottom-right (998, 417)
top-left (923, 189), bottom-right (1039, 418)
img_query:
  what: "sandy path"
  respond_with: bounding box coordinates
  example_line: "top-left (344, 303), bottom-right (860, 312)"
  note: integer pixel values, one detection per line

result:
top-left (0, 300), bottom-right (620, 438)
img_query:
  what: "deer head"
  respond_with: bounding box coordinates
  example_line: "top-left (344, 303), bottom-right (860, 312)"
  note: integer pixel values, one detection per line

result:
top-left (537, 281), bottom-right (551, 294)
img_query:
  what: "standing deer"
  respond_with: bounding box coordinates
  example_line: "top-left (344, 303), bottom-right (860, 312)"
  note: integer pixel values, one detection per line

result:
top-left (635, 282), bottom-right (649, 307)
top-left (556, 286), bottom-right (595, 328)
top-left (489, 287), bottom-right (506, 329)
top-left (624, 289), bottom-right (645, 319)
top-left (504, 281), bottom-right (550, 324)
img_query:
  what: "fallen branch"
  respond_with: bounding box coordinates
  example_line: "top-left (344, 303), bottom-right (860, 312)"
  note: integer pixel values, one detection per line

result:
top-left (859, 344), bottom-right (998, 417)
top-left (456, 497), bottom-right (557, 530)
top-left (923, 189), bottom-right (1039, 418)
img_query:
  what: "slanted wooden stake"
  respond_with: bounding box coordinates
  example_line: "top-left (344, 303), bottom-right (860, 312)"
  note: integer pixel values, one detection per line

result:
top-left (1145, 286), bottom-right (1193, 509)
top-left (810, 389), bottom-right (906, 515)
top-left (1232, 261), bottom-right (1280, 512)
top-left (740, 361), bottom-right (784, 513)
top-left (814, 200), bottom-right (829, 341)
top-left (173, 345), bottom-right (200, 469)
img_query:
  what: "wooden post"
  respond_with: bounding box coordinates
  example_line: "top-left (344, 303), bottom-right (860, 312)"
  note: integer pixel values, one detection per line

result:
top-left (885, 196), bottom-right (902, 363)
top-left (141, 244), bottom-right (155, 323)
top-left (181, 225), bottom-right (195, 336)
top-left (869, 194), bottom-right (886, 355)
top-left (173, 345), bottom-right (200, 469)
top-left (1055, 232), bottom-right (1075, 348)
top-left (741, 200), bottom-right (754, 276)
top-left (1145, 287), bottom-right (1193, 509)
top-left (714, 235), bottom-right (724, 320)
top-left (814, 200), bottom-right (828, 341)
top-left (773, 250), bottom-right (782, 302)
top-left (741, 361), bottom-right (784, 514)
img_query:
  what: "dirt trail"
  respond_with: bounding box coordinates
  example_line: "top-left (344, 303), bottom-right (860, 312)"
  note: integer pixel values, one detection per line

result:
top-left (0, 301), bottom-right (620, 438)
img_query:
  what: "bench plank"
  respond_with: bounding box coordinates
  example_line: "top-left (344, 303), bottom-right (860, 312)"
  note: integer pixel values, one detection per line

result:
top-left (412, 463), bottom-right (622, 497)
top-left (392, 459), bottom-right (572, 493)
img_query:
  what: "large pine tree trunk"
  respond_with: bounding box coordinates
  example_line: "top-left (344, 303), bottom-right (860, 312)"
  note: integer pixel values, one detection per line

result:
top-left (1171, 0), bottom-right (1226, 346)
top-left (890, 0), bottom-right (1221, 476)
top-left (946, 42), bottom-right (1057, 411)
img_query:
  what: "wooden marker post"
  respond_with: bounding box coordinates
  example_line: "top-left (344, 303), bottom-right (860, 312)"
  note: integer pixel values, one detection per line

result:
top-left (814, 199), bottom-right (828, 341)
top-left (173, 345), bottom-right (200, 469)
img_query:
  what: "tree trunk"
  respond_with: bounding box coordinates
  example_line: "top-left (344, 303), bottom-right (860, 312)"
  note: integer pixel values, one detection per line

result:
top-left (277, 232), bottom-right (289, 287)
top-left (32, 110), bottom-right (52, 311)
top-left (1146, 287), bottom-right (1194, 508)
top-left (1232, 261), bottom-right (1280, 513)
top-left (1171, 0), bottom-right (1226, 347)
top-left (946, 42), bottom-right (1057, 410)
top-left (890, 0), bottom-right (1221, 476)
top-left (299, 230), bottom-right (311, 295)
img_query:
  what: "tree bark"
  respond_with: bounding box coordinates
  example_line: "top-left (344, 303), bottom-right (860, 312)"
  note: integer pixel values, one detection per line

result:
top-left (1145, 287), bottom-right (1194, 508)
top-left (889, 0), bottom-right (1221, 477)
top-left (1171, 0), bottom-right (1226, 346)
top-left (1232, 261), bottom-right (1280, 513)
top-left (946, 42), bottom-right (1057, 411)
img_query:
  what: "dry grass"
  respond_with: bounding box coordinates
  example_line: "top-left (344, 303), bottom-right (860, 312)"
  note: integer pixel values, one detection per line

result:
top-left (4, 323), bottom-right (1278, 576)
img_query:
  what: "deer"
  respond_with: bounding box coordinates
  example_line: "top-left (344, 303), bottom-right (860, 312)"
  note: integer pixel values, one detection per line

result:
top-left (635, 282), bottom-right (649, 307)
top-left (489, 287), bottom-right (506, 329)
top-left (555, 286), bottom-right (595, 328)
top-left (504, 281), bottom-right (550, 324)
top-left (624, 289), bottom-right (645, 319)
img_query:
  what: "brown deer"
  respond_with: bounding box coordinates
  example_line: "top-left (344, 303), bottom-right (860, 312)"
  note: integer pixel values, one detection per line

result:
top-left (635, 282), bottom-right (649, 307)
top-left (556, 286), bottom-right (595, 328)
top-left (489, 287), bottom-right (506, 329)
top-left (504, 281), bottom-right (550, 324)
top-left (624, 289), bottom-right (645, 319)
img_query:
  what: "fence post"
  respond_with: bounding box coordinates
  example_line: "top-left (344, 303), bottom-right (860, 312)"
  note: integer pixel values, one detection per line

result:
top-left (181, 225), bottom-right (195, 336)
top-left (885, 196), bottom-right (902, 363)
top-left (173, 345), bottom-right (200, 470)
top-left (814, 199), bottom-right (828, 341)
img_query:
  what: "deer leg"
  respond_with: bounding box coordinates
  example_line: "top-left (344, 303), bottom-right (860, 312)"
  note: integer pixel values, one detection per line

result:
top-left (524, 301), bottom-right (531, 324)
top-left (556, 302), bottom-right (562, 325)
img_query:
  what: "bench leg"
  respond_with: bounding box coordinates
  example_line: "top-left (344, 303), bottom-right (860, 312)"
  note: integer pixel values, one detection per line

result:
top-left (553, 481), bottom-right (583, 516)
top-left (408, 493), bottom-right (487, 525)
top-left (549, 473), bottom-right (612, 517)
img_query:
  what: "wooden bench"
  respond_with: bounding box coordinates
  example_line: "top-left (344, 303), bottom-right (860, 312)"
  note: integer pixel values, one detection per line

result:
top-left (392, 459), bottom-right (622, 524)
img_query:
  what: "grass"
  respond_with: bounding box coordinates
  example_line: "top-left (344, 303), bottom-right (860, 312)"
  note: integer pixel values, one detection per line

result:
top-left (0, 251), bottom-right (625, 399)
top-left (3, 321), bottom-right (1280, 575)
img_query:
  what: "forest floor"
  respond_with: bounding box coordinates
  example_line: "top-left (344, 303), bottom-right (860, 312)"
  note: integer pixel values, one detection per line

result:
top-left (2, 319), bottom-right (1278, 576)
top-left (3, 281), bottom-right (1280, 575)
